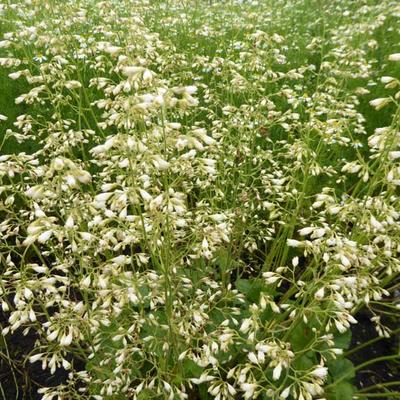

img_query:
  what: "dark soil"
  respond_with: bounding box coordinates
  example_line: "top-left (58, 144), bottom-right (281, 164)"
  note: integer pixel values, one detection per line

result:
top-left (349, 310), bottom-right (400, 400)
top-left (1, 306), bottom-right (398, 399)
top-left (0, 306), bottom-right (84, 400)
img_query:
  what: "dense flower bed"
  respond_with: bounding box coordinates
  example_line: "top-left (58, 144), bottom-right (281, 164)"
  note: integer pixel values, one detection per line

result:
top-left (0, 1), bottom-right (399, 399)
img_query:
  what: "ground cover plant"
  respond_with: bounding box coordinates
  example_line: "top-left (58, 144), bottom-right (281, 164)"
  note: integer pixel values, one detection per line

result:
top-left (0, 0), bottom-right (399, 399)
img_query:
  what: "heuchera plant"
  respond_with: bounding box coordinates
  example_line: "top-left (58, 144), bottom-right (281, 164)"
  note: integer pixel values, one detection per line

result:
top-left (0, 1), bottom-right (399, 399)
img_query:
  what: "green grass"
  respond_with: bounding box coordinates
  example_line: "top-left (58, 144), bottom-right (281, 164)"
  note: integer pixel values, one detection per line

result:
top-left (0, 1), bottom-right (399, 399)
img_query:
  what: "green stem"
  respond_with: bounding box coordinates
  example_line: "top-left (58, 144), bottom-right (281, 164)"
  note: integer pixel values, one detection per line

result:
top-left (358, 381), bottom-right (400, 393)
top-left (354, 392), bottom-right (400, 398)
top-left (326, 355), bottom-right (400, 390)
top-left (344, 327), bottom-right (400, 357)
top-left (353, 354), bottom-right (400, 372)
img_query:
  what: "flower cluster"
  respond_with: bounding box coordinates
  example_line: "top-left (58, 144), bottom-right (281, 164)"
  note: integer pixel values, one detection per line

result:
top-left (0, 0), bottom-right (399, 399)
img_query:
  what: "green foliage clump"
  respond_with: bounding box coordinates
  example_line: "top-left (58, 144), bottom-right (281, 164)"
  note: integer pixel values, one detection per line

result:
top-left (0, 1), bottom-right (399, 399)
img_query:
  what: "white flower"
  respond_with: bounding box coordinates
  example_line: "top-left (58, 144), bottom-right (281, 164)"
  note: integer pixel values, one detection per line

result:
top-left (163, 381), bottom-right (172, 392)
top-left (340, 254), bottom-right (351, 268)
top-left (37, 230), bottom-right (53, 243)
top-left (248, 352), bottom-right (258, 364)
top-left (29, 353), bottom-right (44, 363)
top-left (122, 66), bottom-right (143, 77)
top-left (94, 192), bottom-right (113, 203)
top-left (311, 228), bottom-right (326, 238)
top-left (191, 374), bottom-right (216, 384)
top-left (263, 272), bottom-right (279, 284)
top-left (273, 363), bottom-right (282, 380)
top-left (139, 189), bottom-right (152, 202)
top-left (298, 227), bottom-right (313, 236)
top-left (388, 53), bottom-right (400, 61)
top-left (314, 287), bottom-right (325, 300)
top-left (239, 318), bottom-right (252, 333)
top-left (328, 206), bottom-right (341, 215)
top-left (369, 97), bottom-right (390, 110)
top-left (65, 175), bottom-right (77, 187)
top-left (53, 157), bottom-right (65, 170)
top-left (272, 33), bottom-right (284, 43)
top-left (241, 383), bottom-right (257, 399)
top-left (185, 85), bottom-right (197, 94)
top-left (142, 69), bottom-right (154, 82)
top-left (31, 265), bottom-right (47, 273)
top-left (311, 366), bottom-right (328, 379)
top-left (65, 216), bottom-right (75, 229)
top-left (280, 387), bottom-right (290, 399)
top-left (20, 307), bottom-right (32, 323)
top-left (81, 275), bottom-right (91, 288)
top-left (24, 287), bottom-right (33, 299)
top-left (287, 239), bottom-right (302, 247)
top-left (104, 45), bottom-right (122, 56)
top-left (370, 215), bottom-right (383, 230)
top-left (381, 76), bottom-right (395, 84)
top-left (76, 170), bottom-right (91, 184)
top-left (152, 156), bottom-right (170, 170)
top-left (25, 185), bottom-right (44, 200)
top-left (33, 54), bottom-right (47, 62)
top-left (335, 320), bottom-right (347, 333)
top-left (270, 302), bottom-right (280, 313)
top-left (60, 329), bottom-right (73, 346)
top-left (389, 151), bottom-right (400, 160)
top-left (47, 330), bottom-right (59, 342)
top-left (65, 80), bottom-right (82, 89)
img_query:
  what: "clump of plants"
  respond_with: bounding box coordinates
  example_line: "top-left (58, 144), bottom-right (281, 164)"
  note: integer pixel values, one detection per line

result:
top-left (0, 0), bottom-right (399, 399)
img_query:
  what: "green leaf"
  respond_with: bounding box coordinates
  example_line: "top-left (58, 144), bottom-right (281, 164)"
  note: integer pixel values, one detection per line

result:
top-left (210, 308), bottom-right (225, 324)
top-left (293, 353), bottom-right (315, 371)
top-left (182, 359), bottom-right (203, 379)
top-left (199, 384), bottom-right (212, 399)
top-left (215, 248), bottom-right (231, 272)
top-left (334, 381), bottom-right (355, 400)
top-left (289, 321), bottom-right (315, 352)
top-left (235, 278), bottom-right (253, 294)
top-left (235, 278), bottom-right (263, 302)
top-left (137, 389), bottom-right (155, 400)
top-left (333, 330), bottom-right (352, 350)
top-left (328, 358), bottom-right (355, 380)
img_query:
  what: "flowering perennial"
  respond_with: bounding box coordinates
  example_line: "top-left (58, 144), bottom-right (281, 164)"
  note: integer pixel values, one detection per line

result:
top-left (0, 0), bottom-right (399, 399)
